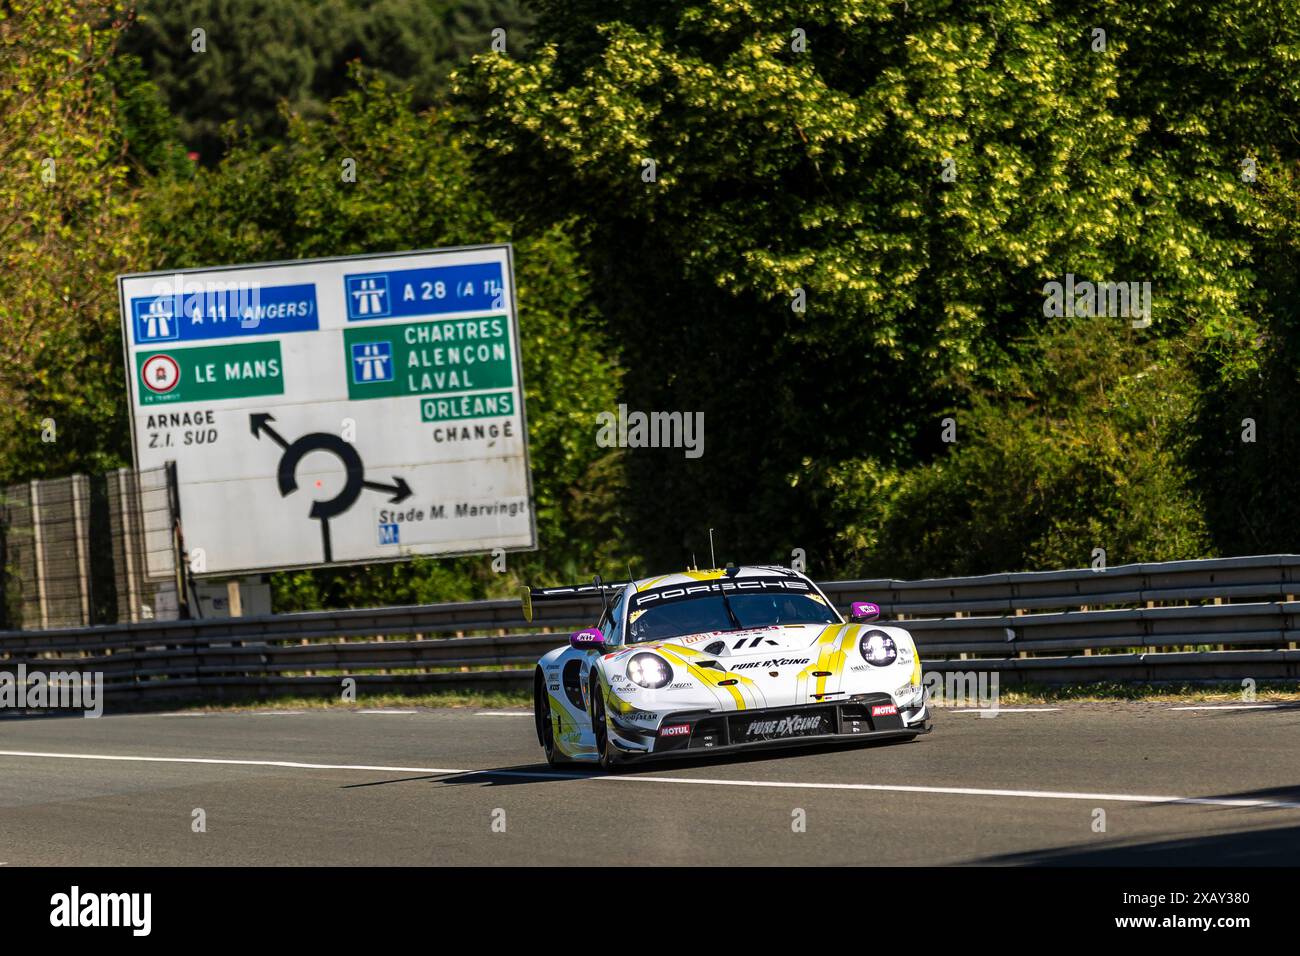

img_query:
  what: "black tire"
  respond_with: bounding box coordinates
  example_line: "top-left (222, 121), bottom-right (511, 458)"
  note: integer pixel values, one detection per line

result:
top-left (589, 679), bottom-right (624, 771)
top-left (534, 671), bottom-right (566, 767)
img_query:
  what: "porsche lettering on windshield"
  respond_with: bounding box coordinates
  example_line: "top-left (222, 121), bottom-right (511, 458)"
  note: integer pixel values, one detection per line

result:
top-left (626, 580), bottom-right (839, 644)
top-left (629, 577), bottom-right (812, 610)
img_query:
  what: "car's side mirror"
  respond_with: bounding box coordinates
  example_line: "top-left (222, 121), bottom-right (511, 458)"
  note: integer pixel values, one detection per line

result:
top-left (849, 601), bottom-right (881, 623)
top-left (569, 627), bottom-right (607, 651)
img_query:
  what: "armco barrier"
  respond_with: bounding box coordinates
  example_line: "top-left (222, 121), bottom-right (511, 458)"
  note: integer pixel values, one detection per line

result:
top-left (2, 555), bottom-right (1300, 703)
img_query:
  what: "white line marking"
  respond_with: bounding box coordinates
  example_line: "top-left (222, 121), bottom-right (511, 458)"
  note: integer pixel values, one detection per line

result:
top-left (950, 708), bottom-right (1061, 713)
top-left (474, 711), bottom-right (532, 717)
top-left (0, 750), bottom-right (464, 775)
top-left (601, 776), bottom-right (1300, 809)
top-left (2, 749), bottom-right (1298, 810)
top-left (1169, 704), bottom-right (1282, 711)
top-left (355, 709), bottom-right (417, 715)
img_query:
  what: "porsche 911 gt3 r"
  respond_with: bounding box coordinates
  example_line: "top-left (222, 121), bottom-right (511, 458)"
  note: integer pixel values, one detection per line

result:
top-left (524, 566), bottom-right (931, 768)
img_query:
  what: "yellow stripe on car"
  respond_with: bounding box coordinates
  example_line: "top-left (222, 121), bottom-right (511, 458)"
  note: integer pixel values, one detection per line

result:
top-left (797, 623), bottom-right (848, 698)
top-left (681, 569), bottom-right (728, 581)
top-left (658, 645), bottom-right (749, 710)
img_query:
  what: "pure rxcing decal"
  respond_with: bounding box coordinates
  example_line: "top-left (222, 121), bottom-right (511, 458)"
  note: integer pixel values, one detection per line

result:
top-left (732, 657), bottom-right (811, 670)
top-left (744, 714), bottom-right (823, 737)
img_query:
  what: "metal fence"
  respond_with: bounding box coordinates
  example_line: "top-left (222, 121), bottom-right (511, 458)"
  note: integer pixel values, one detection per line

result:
top-left (2, 554), bottom-right (1299, 705)
top-left (0, 466), bottom-right (180, 629)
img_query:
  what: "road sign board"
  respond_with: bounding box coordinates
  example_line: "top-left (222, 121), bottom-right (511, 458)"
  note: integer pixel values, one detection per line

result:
top-left (118, 245), bottom-right (535, 576)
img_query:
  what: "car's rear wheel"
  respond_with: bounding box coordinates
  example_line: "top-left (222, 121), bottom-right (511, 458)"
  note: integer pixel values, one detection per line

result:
top-left (590, 680), bottom-right (624, 772)
top-left (534, 671), bottom-right (566, 767)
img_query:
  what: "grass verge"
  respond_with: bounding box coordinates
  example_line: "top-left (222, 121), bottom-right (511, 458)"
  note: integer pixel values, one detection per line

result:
top-left (119, 689), bottom-right (533, 714)
top-left (110, 680), bottom-right (1300, 713)
top-left (991, 680), bottom-right (1300, 704)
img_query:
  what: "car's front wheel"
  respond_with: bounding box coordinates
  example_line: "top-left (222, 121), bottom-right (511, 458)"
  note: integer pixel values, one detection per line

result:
top-left (589, 680), bottom-right (624, 772)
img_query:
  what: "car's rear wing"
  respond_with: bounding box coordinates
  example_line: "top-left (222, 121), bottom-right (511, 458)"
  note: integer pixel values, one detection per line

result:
top-left (519, 579), bottom-right (629, 622)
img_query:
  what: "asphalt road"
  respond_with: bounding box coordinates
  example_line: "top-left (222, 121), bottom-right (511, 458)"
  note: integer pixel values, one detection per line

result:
top-left (1, 701), bottom-right (1298, 865)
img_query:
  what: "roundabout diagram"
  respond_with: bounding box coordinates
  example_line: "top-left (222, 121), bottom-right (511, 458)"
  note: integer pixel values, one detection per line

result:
top-left (250, 413), bottom-right (413, 562)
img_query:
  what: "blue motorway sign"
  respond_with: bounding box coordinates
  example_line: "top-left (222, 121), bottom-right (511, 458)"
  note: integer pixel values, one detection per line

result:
top-left (131, 282), bottom-right (318, 345)
top-left (344, 262), bottom-right (503, 321)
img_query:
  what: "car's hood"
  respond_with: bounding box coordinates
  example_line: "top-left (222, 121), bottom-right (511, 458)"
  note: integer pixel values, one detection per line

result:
top-left (603, 621), bottom-right (917, 713)
top-left (654, 623), bottom-right (831, 657)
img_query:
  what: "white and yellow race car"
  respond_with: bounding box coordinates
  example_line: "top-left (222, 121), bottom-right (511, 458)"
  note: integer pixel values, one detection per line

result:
top-left (526, 566), bottom-right (931, 768)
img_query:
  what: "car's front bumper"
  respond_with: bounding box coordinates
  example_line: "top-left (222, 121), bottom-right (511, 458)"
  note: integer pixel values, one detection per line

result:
top-left (609, 693), bottom-right (931, 762)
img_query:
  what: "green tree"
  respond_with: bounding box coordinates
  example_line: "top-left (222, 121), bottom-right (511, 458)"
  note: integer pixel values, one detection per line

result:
top-left (104, 52), bottom-right (194, 180)
top-left (454, 0), bottom-right (1288, 574)
top-left (0, 0), bottom-right (143, 484)
top-left (811, 319), bottom-right (1211, 576)
top-left (1189, 157), bottom-right (1300, 555)
top-left (120, 0), bottom-right (534, 162)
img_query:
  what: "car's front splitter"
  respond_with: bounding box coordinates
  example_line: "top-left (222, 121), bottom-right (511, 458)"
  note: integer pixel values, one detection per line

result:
top-left (608, 694), bottom-right (930, 763)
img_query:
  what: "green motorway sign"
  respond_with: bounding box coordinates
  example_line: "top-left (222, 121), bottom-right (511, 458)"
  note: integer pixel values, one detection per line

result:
top-left (344, 317), bottom-right (514, 400)
top-left (136, 341), bottom-right (285, 405)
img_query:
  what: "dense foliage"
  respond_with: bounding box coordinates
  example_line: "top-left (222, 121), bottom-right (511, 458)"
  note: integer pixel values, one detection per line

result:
top-left (6, 0), bottom-right (1300, 611)
top-left (456, 0), bottom-right (1300, 575)
top-left (0, 1), bottom-right (141, 481)
top-left (119, 0), bottom-right (534, 161)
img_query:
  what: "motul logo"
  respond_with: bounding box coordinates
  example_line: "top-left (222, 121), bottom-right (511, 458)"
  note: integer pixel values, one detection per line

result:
top-left (871, 704), bottom-right (898, 717)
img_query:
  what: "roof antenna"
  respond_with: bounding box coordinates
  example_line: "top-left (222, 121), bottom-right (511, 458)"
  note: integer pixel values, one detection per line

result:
top-left (708, 528), bottom-right (716, 569)
top-left (627, 561), bottom-right (638, 591)
top-left (691, 552), bottom-right (697, 571)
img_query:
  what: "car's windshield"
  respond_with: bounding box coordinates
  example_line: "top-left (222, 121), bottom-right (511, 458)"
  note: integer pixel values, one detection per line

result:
top-left (627, 592), bottom-right (838, 644)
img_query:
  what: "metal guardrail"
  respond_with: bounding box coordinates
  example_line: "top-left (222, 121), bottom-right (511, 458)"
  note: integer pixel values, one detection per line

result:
top-left (822, 554), bottom-right (1300, 616)
top-left (2, 555), bottom-right (1299, 702)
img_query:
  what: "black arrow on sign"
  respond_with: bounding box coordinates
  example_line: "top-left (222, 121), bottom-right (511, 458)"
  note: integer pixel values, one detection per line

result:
top-left (249, 413), bottom-right (289, 449)
top-left (362, 476), bottom-right (413, 504)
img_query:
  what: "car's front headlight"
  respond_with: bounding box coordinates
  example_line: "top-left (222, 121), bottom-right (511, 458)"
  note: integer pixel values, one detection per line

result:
top-left (859, 630), bottom-right (897, 666)
top-left (627, 653), bottom-right (673, 689)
